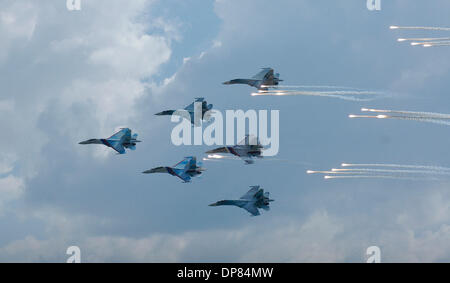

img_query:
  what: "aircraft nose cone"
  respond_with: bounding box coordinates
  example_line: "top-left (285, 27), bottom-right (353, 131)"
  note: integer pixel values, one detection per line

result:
top-left (209, 203), bottom-right (218, 207)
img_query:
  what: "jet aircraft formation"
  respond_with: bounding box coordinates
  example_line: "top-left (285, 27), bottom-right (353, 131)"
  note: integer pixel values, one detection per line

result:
top-left (79, 68), bottom-right (280, 216)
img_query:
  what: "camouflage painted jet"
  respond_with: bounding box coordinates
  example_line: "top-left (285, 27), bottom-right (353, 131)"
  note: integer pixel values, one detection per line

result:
top-left (223, 68), bottom-right (283, 90)
top-left (142, 156), bottom-right (205, 183)
top-left (79, 128), bottom-right (141, 154)
top-left (206, 135), bottom-right (263, 164)
top-left (209, 186), bottom-right (274, 216)
top-left (155, 97), bottom-right (213, 126)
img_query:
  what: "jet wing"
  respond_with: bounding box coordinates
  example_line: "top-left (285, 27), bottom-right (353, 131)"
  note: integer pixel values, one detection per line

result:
top-left (175, 171), bottom-right (192, 183)
top-left (237, 135), bottom-right (259, 146)
top-left (252, 68), bottom-right (273, 80)
top-left (184, 102), bottom-right (195, 113)
top-left (173, 156), bottom-right (196, 170)
top-left (142, 167), bottom-right (191, 182)
top-left (106, 128), bottom-right (130, 154)
top-left (184, 98), bottom-right (205, 112)
top-left (242, 202), bottom-right (260, 216)
top-left (240, 186), bottom-right (260, 200)
top-left (107, 128), bottom-right (130, 141)
top-left (253, 189), bottom-right (264, 200)
top-left (110, 143), bottom-right (126, 154)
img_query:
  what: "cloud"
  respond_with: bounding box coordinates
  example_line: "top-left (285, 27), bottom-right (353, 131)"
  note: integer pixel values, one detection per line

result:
top-left (1, 0), bottom-right (450, 263)
top-left (0, 176), bottom-right (25, 215)
top-left (0, 1), bottom-right (37, 62)
top-left (2, 204), bottom-right (449, 263)
top-left (0, 0), bottom-right (176, 216)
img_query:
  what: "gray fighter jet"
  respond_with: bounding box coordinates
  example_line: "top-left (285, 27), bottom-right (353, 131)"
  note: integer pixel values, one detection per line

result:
top-left (155, 97), bottom-right (213, 126)
top-left (223, 68), bottom-right (283, 90)
top-left (206, 135), bottom-right (263, 164)
top-left (209, 186), bottom-right (274, 216)
top-left (142, 156), bottom-right (205, 183)
top-left (79, 128), bottom-right (141, 154)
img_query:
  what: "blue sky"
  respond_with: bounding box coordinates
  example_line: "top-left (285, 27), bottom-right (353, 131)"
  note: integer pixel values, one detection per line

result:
top-left (0, 0), bottom-right (449, 262)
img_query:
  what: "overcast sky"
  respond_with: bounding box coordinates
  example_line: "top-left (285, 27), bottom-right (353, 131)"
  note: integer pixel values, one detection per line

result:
top-left (0, 0), bottom-right (449, 262)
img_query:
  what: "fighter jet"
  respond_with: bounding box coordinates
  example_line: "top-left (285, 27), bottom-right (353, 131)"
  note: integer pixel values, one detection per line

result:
top-left (223, 68), bottom-right (283, 90)
top-left (209, 186), bottom-right (274, 216)
top-left (79, 128), bottom-right (141, 154)
top-left (142, 156), bottom-right (205, 183)
top-left (155, 97), bottom-right (213, 126)
top-left (206, 135), bottom-right (263, 164)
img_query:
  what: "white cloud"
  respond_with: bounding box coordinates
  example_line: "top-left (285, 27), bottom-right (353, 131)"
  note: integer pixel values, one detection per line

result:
top-left (2, 206), bottom-right (449, 262)
top-left (0, 0), bottom-right (177, 213)
top-left (0, 1), bottom-right (37, 62)
top-left (0, 175), bottom-right (25, 215)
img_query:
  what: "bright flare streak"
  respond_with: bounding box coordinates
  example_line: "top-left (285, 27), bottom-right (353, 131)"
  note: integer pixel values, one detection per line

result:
top-left (207, 154), bottom-right (225, 159)
top-left (390, 26), bottom-right (399, 29)
top-left (348, 115), bottom-right (387, 119)
top-left (307, 170), bottom-right (362, 175)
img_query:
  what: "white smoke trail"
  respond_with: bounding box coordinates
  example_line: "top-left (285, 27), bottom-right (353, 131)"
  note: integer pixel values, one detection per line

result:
top-left (307, 170), bottom-right (368, 175)
top-left (361, 108), bottom-right (450, 119)
top-left (424, 43), bottom-right (450, 47)
top-left (390, 25), bottom-right (450, 31)
top-left (324, 175), bottom-right (439, 180)
top-left (252, 91), bottom-right (380, 101)
top-left (265, 85), bottom-right (361, 90)
top-left (262, 158), bottom-right (310, 166)
top-left (411, 40), bottom-right (450, 46)
top-left (330, 168), bottom-right (450, 175)
top-left (349, 114), bottom-right (450, 126)
top-left (378, 115), bottom-right (450, 126)
top-left (341, 163), bottom-right (450, 171)
top-left (398, 37), bottom-right (450, 42)
top-left (260, 90), bottom-right (382, 95)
